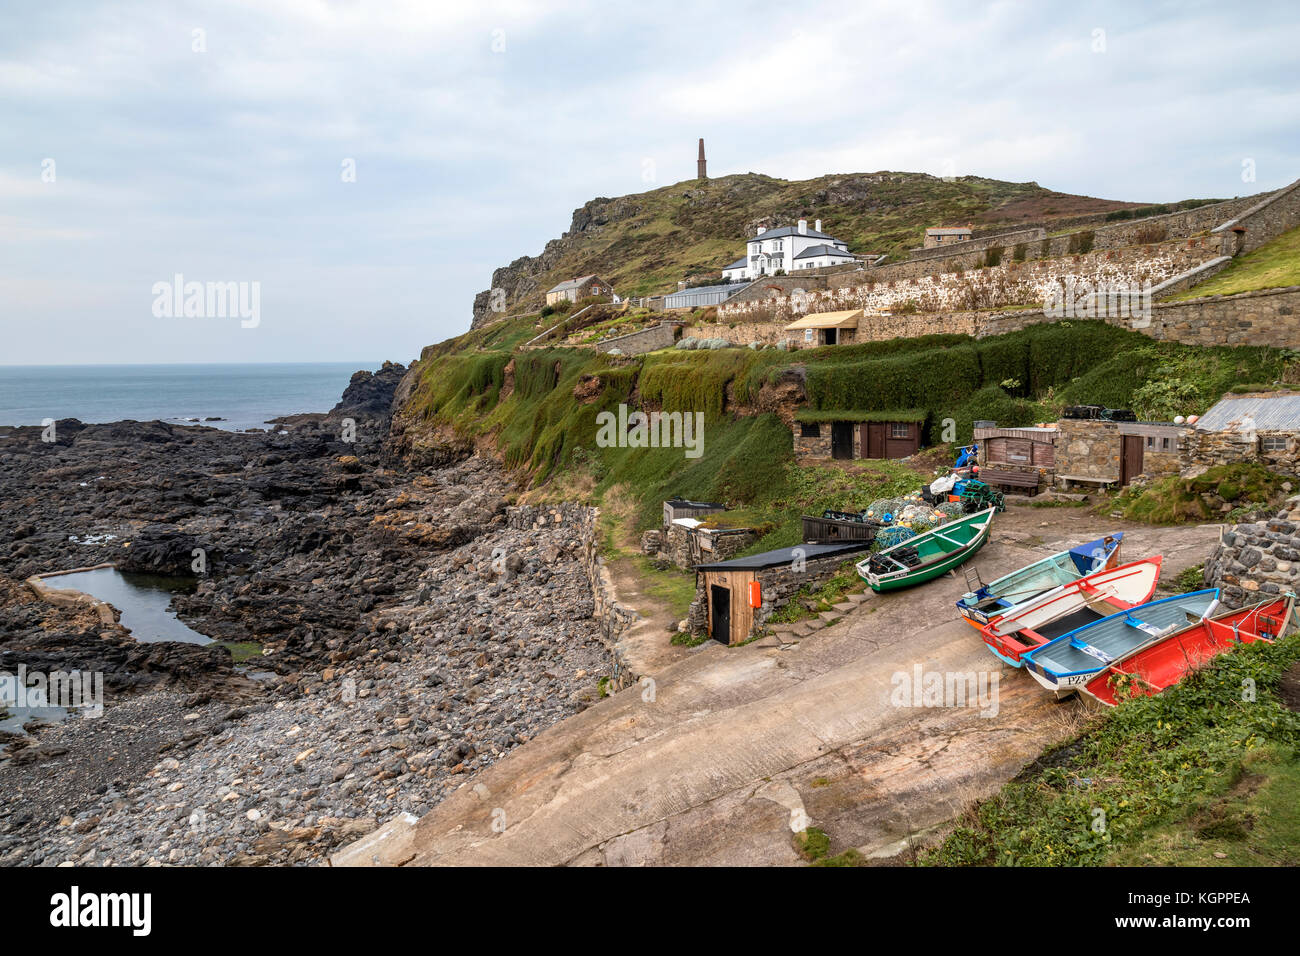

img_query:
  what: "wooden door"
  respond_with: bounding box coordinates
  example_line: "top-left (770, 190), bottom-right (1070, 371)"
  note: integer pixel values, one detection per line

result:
top-left (862, 422), bottom-right (885, 459)
top-left (710, 584), bottom-right (730, 645)
top-left (1120, 435), bottom-right (1144, 485)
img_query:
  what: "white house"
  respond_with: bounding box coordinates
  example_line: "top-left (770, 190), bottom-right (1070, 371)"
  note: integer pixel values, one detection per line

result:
top-left (720, 219), bottom-right (854, 280)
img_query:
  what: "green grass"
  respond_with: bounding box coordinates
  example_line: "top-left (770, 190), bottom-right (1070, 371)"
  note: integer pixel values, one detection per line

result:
top-left (794, 827), bottom-right (831, 861)
top-left (218, 641), bottom-right (264, 664)
top-left (1169, 563), bottom-right (1207, 593)
top-left (922, 633), bottom-right (1300, 866)
top-left (1173, 224), bottom-right (1300, 300)
top-left (1105, 462), bottom-right (1294, 525)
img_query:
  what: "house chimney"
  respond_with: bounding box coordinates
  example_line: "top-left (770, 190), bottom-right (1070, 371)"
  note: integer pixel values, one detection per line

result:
top-left (798, 218), bottom-right (807, 234)
top-left (756, 226), bottom-right (767, 235)
top-left (814, 219), bottom-right (822, 233)
top-left (678, 280), bottom-right (687, 291)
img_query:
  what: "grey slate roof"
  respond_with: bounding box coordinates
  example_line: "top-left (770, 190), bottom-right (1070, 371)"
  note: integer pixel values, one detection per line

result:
top-left (665, 282), bottom-right (743, 301)
top-left (1196, 393), bottom-right (1300, 432)
top-left (546, 274), bottom-right (599, 293)
top-left (793, 243), bottom-right (854, 260)
top-left (694, 540), bottom-right (873, 572)
top-left (750, 225), bottom-right (838, 243)
top-left (722, 257), bottom-right (748, 271)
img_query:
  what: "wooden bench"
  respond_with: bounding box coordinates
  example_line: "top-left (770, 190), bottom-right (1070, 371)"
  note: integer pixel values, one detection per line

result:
top-left (1056, 474), bottom-right (1118, 492)
top-left (980, 468), bottom-right (1040, 493)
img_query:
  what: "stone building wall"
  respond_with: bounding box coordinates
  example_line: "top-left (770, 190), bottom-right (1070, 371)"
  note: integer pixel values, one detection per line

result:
top-left (1214, 177), bottom-right (1300, 254)
top-left (1204, 495), bottom-right (1300, 608)
top-left (1054, 420), bottom-right (1122, 482)
top-left (594, 321), bottom-right (680, 355)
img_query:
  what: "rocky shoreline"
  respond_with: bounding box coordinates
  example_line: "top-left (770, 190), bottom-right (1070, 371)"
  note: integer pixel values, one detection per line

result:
top-left (0, 366), bottom-right (616, 865)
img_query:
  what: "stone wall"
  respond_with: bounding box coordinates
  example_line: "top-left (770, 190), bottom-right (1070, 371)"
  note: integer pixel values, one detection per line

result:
top-left (1054, 420), bottom-right (1122, 483)
top-left (714, 239), bottom-right (1220, 325)
top-left (1137, 287), bottom-right (1300, 347)
top-left (1214, 177), bottom-right (1300, 254)
top-left (1182, 427), bottom-right (1300, 474)
top-left (1204, 495), bottom-right (1300, 608)
top-left (506, 504), bottom-right (641, 687)
top-left (595, 321), bottom-right (680, 355)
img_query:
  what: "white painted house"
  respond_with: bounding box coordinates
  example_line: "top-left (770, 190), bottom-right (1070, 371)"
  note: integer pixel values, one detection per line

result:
top-left (720, 219), bottom-right (855, 280)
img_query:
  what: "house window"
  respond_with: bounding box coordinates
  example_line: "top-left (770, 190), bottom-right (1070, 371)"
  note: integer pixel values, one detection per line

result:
top-left (800, 422), bottom-right (821, 438)
top-left (890, 423), bottom-right (910, 439)
top-left (1262, 435), bottom-right (1288, 453)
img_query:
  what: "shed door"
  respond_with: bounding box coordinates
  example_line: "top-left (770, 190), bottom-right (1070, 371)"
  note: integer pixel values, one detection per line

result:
top-left (710, 584), bottom-right (731, 645)
top-left (863, 422), bottom-right (886, 459)
top-left (1121, 435), bottom-right (1144, 486)
top-left (831, 422), bottom-right (854, 459)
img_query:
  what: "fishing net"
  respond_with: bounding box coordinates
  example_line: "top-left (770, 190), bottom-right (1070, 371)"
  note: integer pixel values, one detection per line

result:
top-left (936, 501), bottom-right (965, 519)
top-left (864, 497), bottom-right (907, 523)
top-left (876, 526), bottom-right (916, 549)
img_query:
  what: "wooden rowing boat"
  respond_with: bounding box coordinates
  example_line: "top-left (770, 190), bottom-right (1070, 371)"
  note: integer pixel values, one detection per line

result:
top-left (978, 557), bottom-right (1162, 668)
top-left (1023, 589), bottom-right (1220, 696)
top-left (955, 532), bottom-right (1123, 629)
top-left (856, 508), bottom-right (994, 592)
top-left (1081, 594), bottom-right (1296, 706)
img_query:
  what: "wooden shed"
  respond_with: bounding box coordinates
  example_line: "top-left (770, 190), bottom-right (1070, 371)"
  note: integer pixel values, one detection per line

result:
top-left (694, 541), bottom-right (875, 645)
top-left (663, 498), bottom-right (726, 524)
top-left (783, 309), bottom-right (863, 347)
top-left (974, 424), bottom-right (1058, 494)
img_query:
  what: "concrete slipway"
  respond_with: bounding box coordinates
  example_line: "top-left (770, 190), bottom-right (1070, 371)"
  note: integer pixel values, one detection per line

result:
top-left (334, 508), bottom-right (1221, 866)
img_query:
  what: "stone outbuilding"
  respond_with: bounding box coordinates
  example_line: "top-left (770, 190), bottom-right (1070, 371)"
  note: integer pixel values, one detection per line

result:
top-left (794, 409), bottom-right (926, 461)
top-left (1183, 391), bottom-right (1300, 473)
top-left (1053, 416), bottom-right (1187, 491)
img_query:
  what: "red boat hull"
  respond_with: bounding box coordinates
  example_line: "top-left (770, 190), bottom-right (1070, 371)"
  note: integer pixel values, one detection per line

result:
top-left (1083, 598), bottom-right (1294, 706)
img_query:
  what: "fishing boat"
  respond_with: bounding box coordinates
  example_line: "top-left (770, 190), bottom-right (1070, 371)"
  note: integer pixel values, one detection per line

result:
top-left (1082, 595), bottom-right (1296, 706)
top-left (1022, 589), bottom-right (1220, 696)
top-left (979, 557), bottom-right (1163, 668)
top-left (955, 532), bottom-right (1123, 629)
top-left (856, 507), bottom-right (994, 592)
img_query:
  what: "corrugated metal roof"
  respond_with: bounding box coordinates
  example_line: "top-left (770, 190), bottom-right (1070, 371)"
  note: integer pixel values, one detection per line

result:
top-left (664, 283), bottom-right (742, 302)
top-left (694, 540), bottom-right (873, 572)
top-left (784, 309), bottom-right (863, 330)
top-left (1196, 393), bottom-right (1300, 432)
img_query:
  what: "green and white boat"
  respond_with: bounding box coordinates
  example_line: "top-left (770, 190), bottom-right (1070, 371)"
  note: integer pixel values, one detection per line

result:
top-left (856, 507), bottom-right (995, 592)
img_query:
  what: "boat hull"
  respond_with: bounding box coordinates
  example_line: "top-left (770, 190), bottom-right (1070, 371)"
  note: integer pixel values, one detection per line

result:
top-left (1082, 597), bottom-right (1295, 706)
top-left (858, 508), bottom-right (995, 592)
top-left (977, 557), bottom-right (1163, 669)
top-left (1022, 589), bottom-right (1221, 695)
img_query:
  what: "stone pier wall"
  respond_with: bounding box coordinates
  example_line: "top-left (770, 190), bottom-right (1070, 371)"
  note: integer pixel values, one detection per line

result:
top-left (1204, 494), bottom-right (1300, 608)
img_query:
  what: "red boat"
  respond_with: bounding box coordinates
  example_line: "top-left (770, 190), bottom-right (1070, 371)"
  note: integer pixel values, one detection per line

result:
top-left (1082, 595), bottom-right (1296, 706)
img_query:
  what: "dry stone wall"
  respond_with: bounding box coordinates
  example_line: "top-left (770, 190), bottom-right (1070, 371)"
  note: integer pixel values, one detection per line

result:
top-left (1205, 494), bottom-right (1300, 608)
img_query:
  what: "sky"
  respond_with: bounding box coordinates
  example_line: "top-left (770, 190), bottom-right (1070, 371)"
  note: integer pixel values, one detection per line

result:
top-left (1, 0), bottom-right (1297, 366)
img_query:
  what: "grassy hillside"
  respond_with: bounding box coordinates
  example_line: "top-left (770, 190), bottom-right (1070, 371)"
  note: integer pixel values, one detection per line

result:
top-left (400, 319), bottom-right (1289, 551)
top-left (483, 171), bottom-right (1164, 316)
top-left (1172, 224), bottom-right (1300, 299)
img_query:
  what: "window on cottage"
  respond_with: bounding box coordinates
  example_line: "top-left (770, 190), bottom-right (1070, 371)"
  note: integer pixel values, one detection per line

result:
top-left (890, 423), bottom-right (910, 439)
top-left (1262, 435), bottom-right (1288, 453)
top-left (800, 422), bottom-right (821, 438)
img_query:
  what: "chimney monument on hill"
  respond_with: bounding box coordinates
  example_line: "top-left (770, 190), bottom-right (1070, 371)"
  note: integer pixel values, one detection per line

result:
top-left (697, 138), bottom-right (707, 180)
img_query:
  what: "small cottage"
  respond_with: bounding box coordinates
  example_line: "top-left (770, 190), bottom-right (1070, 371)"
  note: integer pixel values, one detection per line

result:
top-left (794, 409), bottom-right (926, 461)
top-left (783, 309), bottom-right (864, 347)
top-left (924, 225), bottom-right (973, 248)
top-left (546, 275), bottom-right (613, 306)
top-left (691, 541), bottom-right (876, 645)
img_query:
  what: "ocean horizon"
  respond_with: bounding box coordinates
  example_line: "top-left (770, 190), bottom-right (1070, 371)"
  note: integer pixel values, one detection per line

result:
top-left (0, 361), bottom-right (382, 432)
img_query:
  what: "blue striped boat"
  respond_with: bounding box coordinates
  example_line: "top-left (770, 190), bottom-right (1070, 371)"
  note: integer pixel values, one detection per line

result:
top-left (1022, 589), bottom-right (1220, 696)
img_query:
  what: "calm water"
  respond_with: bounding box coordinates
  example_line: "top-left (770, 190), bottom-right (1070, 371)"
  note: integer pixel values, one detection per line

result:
top-left (0, 362), bottom-right (375, 431)
top-left (2, 569), bottom-right (211, 734)
top-left (42, 568), bottom-right (211, 645)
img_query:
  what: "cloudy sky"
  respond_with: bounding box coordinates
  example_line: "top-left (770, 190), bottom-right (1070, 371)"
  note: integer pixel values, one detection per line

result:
top-left (2, 0), bottom-right (1297, 366)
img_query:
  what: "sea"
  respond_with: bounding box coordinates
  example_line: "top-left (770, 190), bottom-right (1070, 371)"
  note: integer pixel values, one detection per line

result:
top-left (0, 362), bottom-right (376, 432)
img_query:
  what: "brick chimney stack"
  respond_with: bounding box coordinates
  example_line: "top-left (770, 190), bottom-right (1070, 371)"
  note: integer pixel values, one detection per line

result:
top-left (697, 138), bottom-right (707, 180)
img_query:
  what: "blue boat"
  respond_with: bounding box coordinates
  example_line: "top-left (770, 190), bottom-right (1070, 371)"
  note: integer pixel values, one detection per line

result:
top-left (955, 533), bottom-right (1123, 629)
top-left (1023, 589), bottom-right (1220, 696)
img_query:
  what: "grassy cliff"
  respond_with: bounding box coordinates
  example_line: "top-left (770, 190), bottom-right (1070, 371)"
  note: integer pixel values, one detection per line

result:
top-left (399, 319), bottom-right (1290, 551)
